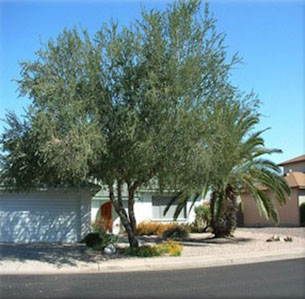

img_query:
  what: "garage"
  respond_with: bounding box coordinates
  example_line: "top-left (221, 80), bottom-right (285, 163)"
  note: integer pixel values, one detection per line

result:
top-left (0, 189), bottom-right (91, 243)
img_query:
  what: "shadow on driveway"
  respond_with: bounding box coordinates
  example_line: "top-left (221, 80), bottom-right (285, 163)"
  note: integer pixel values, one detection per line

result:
top-left (0, 243), bottom-right (110, 267)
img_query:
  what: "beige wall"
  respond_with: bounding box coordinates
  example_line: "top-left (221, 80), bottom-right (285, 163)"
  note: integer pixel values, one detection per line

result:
top-left (242, 188), bottom-right (300, 226)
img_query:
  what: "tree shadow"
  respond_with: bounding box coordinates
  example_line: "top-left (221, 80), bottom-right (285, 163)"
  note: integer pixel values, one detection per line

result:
top-left (0, 243), bottom-right (119, 267)
top-left (135, 233), bottom-right (253, 247)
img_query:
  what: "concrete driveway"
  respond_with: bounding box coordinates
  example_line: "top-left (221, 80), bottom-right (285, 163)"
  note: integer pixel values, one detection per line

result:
top-left (0, 243), bottom-right (103, 267)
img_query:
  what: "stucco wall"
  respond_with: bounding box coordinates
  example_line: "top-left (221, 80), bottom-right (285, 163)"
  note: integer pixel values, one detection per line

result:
top-left (91, 191), bottom-right (202, 234)
top-left (242, 188), bottom-right (300, 226)
top-left (298, 190), bottom-right (305, 205)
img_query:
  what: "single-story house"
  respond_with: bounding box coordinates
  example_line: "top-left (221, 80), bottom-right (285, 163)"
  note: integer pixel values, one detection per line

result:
top-left (0, 183), bottom-right (201, 243)
top-left (242, 154), bottom-right (305, 227)
top-left (91, 186), bottom-right (202, 234)
top-left (0, 188), bottom-right (92, 243)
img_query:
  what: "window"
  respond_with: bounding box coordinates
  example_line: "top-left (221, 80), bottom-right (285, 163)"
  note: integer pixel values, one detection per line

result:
top-left (152, 196), bottom-right (186, 220)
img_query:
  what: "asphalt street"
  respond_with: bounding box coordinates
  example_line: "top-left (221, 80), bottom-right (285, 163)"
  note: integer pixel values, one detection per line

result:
top-left (1, 258), bottom-right (304, 299)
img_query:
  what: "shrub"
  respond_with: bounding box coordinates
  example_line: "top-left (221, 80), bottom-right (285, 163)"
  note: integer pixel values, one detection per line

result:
top-left (300, 202), bottom-right (305, 226)
top-left (194, 203), bottom-right (211, 232)
top-left (83, 222), bottom-right (119, 251)
top-left (180, 223), bottom-right (210, 233)
top-left (83, 233), bottom-right (102, 248)
top-left (95, 230), bottom-right (119, 251)
top-left (136, 221), bottom-right (160, 235)
top-left (136, 221), bottom-right (179, 236)
top-left (162, 225), bottom-right (189, 240)
top-left (157, 240), bottom-right (183, 256)
top-left (122, 246), bottom-right (161, 257)
top-left (92, 219), bottom-right (108, 233)
top-left (120, 240), bottom-right (183, 257)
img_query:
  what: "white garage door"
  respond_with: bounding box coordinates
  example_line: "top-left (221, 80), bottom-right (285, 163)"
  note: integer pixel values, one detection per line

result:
top-left (0, 191), bottom-right (81, 243)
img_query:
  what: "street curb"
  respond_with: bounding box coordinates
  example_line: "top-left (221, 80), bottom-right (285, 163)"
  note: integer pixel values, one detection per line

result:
top-left (96, 250), bottom-right (305, 273)
top-left (1, 249), bottom-right (305, 275)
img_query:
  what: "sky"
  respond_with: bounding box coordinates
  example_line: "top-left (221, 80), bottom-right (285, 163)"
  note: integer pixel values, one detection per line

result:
top-left (0, 0), bottom-right (304, 165)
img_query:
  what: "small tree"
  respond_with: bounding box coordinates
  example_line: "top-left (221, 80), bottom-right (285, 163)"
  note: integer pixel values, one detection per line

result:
top-left (0, 1), bottom-right (241, 247)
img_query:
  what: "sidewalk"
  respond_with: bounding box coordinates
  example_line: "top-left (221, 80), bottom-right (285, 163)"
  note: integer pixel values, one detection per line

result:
top-left (1, 247), bottom-right (304, 275)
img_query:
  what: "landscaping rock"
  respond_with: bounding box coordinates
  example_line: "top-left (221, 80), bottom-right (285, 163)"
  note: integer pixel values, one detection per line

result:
top-left (266, 235), bottom-right (281, 242)
top-left (284, 236), bottom-right (293, 242)
top-left (103, 244), bottom-right (116, 255)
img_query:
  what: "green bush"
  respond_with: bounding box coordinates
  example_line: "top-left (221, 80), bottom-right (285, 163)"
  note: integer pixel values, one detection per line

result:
top-left (181, 223), bottom-right (210, 233)
top-left (83, 231), bottom-right (119, 251)
top-left (121, 246), bottom-right (161, 257)
top-left (157, 240), bottom-right (183, 256)
top-left (162, 225), bottom-right (189, 240)
top-left (120, 240), bottom-right (183, 257)
top-left (300, 202), bottom-right (305, 226)
top-left (83, 233), bottom-right (102, 248)
top-left (194, 203), bottom-right (211, 232)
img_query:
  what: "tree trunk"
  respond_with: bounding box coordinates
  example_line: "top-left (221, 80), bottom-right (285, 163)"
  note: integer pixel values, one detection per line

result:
top-left (210, 187), bottom-right (237, 238)
top-left (108, 183), bottom-right (139, 248)
top-left (128, 182), bottom-right (139, 234)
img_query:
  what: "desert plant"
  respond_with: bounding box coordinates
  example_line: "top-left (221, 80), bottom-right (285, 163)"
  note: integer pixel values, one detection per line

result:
top-left (180, 223), bottom-right (202, 233)
top-left (136, 222), bottom-right (179, 236)
top-left (162, 226), bottom-right (189, 240)
top-left (121, 245), bottom-right (161, 257)
top-left (300, 202), bottom-right (305, 227)
top-left (92, 219), bottom-right (108, 233)
top-left (83, 233), bottom-right (102, 248)
top-left (96, 230), bottom-right (119, 251)
top-left (84, 222), bottom-right (119, 250)
top-left (194, 203), bottom-right (211, 232)
top-left (121, 240), bottom-right (183, 257)
top-left (157, 240), bottom-right (183, 256)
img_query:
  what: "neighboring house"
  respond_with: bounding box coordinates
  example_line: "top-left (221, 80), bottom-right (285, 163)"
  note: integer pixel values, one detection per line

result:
top-left (91, 186), bottom-right (202, 234)
top-left (0, 188), bottom-right (92, 243)
top-left (242, 154), bottom-right (305, 227)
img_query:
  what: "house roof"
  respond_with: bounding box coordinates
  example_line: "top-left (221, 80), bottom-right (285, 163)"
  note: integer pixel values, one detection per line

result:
top-left (285, 172), bottom-right (305, 189)
top-left (240, 171), bottom-right (305, 193)
top-left (278, 154), bottom-right (305, 166)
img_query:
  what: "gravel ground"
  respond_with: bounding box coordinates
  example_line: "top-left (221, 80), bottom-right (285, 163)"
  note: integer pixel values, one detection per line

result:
top-left (1, 228), bottom-right (304, 264)
top-left (238, 227), bottom-right (305, 238)
top-left (179, 227), bottom-right (305, 257)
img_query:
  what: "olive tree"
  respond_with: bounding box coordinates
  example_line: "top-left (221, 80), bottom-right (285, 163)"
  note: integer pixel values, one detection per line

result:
top-left (1, 1), bottom-right (242, 247)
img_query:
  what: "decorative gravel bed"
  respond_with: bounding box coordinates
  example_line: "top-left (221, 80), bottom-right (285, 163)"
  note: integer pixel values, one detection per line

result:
top-left (179, 228), bottom-right (305, 257)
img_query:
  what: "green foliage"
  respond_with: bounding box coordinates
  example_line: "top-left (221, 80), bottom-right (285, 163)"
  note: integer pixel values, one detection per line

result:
top-left (95, 231), bottom-right (119, 251)
top-left (120, 240), bottom-right (183, 257)
top-left (179, 223), bottom-right (202, 233)
top-left (83, 230), bottom-right (119, 251)
top-left (121, 245), bottom-right (161, 257)
top-left (300, 203), bottom-right (305, 227)
top-left (0, 0), bottom-right (265, 247)
top-left (83, 233), bottom-right (102, 248)
top-left (203, 102), bottom-right (290, 237)
top-left (194, 203), bottom-right (211, 232)
top-left (157, 240), bottom-right (183, 256)
top-left (162, 225), bottom-right (189, 240)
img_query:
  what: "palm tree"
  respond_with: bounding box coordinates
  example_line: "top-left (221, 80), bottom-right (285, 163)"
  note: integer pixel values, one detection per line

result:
top-left (201, 102), bottom-right (291, 238)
